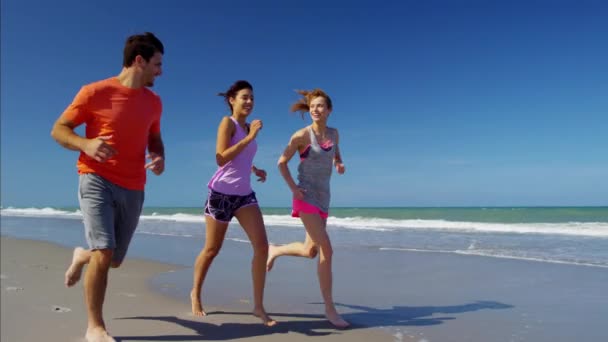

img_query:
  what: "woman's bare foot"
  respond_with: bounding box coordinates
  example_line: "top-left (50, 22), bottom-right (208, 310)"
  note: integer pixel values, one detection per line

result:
top-left (190, 290), bottom-right (206, 316)
top-left (65, 247), bottom-right (89, 287)
top-left (325, 310), bottom-right (350, 329)
top-left (266, 245), bottom-right (278, 272)
top-left (85, 326), bottom-right (116, 342)
top-left (253, 307), bottom-right (277, 326)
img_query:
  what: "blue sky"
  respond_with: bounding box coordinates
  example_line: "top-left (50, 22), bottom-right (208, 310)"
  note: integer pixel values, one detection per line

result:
top-left (1, 0), bottom-right (607, 207)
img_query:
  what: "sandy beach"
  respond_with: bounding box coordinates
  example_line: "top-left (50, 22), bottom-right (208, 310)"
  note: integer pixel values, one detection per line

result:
top-left (1, 236), bottom-right (395, 342)
top-left (2, 212), bottom-right (608, 342)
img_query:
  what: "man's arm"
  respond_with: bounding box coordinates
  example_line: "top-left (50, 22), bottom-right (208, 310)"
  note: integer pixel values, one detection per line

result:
top-left (51, 117), bottom-right (87, 151)
top-left (51, 84), bottom-right (116, 162)
top-left (148, 132), bottom-right (165, 158)
top-left (50, 117), bottom-right (115, 162)
top-left (145, 132), bottom-right (165, 175)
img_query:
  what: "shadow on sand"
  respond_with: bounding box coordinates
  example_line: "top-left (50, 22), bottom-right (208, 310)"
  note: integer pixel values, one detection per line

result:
top-left (113, 300), bottom-right (513, 341)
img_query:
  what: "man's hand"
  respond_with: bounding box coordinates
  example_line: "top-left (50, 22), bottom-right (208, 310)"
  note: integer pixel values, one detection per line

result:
top-left (82, 135), bottom-right (117, 163)
top-left (145, 152), bottom-right (165, 175)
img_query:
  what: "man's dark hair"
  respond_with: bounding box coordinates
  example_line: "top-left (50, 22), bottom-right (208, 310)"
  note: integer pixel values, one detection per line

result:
top-left (123, 32), bottom-right (164, 67)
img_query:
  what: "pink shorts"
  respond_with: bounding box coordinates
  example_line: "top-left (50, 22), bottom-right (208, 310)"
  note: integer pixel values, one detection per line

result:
top-left (291, 199), bottom-right (328, 219)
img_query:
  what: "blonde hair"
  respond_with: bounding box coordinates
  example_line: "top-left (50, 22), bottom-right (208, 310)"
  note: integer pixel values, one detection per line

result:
top-left (290, 89), bottom-right (333, 118)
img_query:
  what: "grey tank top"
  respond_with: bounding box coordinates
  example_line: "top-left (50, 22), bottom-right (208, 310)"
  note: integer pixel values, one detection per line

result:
top-left (297, 126), bottom-right (337, 212)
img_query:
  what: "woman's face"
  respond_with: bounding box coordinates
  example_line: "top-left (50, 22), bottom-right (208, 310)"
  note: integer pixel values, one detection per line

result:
top-left (309, 96), bottom-right (331, 122)
top-left (230, 88), bottom-right (254, 116)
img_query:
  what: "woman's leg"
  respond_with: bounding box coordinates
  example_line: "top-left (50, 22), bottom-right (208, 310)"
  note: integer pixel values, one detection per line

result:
top-left (191, 215), bottom-right (229, 316)
top-left (266, 232), bottom-right (317, 271)
top-left (299, 212), bottom-right (349, 328)
top-left (234, 205), bottom-right (277, 326)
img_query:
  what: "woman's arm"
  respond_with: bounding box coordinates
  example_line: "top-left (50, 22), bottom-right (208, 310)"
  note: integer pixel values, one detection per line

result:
top-left (215, 117), bottom-right (259, 167)
top-left (333, 129), bottom-right (345, 174)
top-left (278, 130), bottom-right (305, 197)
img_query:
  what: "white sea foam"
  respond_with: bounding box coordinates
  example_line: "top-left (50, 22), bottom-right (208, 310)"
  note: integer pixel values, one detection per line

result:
top-left (137, 231), bottom-right (194, 238)
top-left (2, 207), bottom-right (607, 238)
top-left (323, 217), bottom-right (608, 237)
top-left (379, 247), bottom-right (608, 268)
top-left (226, 238), bottom-right (252, 244)
top-left (0, 207), bottom-right (82, 219)
top-left (140, 213), bottom-right (205, 223)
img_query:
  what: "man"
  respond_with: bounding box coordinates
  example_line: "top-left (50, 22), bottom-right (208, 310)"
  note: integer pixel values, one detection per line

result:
top-left (50, 32), bottom-right (165, 342)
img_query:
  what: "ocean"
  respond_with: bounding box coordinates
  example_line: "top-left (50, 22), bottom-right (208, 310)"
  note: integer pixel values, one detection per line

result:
top-left (3, 206), bottom-right (608, 341)
top-left (2, 206), bottom-right (607, 268)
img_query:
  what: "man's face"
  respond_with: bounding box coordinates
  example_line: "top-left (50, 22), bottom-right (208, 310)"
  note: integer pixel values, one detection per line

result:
top-left (141, 52), bottom-right (163, 87)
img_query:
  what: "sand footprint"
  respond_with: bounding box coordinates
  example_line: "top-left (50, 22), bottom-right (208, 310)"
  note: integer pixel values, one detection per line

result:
top-left (118, 292), bottom-right (137, 298)
top-left (53, 305), bottom-right (72, 313)
top-left (5, 286), bottom-right (24, 292)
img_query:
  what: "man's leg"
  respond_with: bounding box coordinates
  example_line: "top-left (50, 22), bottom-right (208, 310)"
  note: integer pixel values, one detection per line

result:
top-left (84, 249), bottom-right (114, 341)
top-left (112, 186), bottom-right (144, 268)
top-left (65, 247), bottom-right (92, 287)
top-left (76, 174), bottom-right (118, 341)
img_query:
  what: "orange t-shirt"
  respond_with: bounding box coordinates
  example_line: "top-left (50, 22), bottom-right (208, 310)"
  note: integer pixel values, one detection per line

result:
top-left (61, 77), bottom-right (162, 190)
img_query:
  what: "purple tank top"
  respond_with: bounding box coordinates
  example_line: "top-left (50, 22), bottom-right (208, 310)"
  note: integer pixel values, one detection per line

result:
top-left (207, 117), bottom-right (257, 195)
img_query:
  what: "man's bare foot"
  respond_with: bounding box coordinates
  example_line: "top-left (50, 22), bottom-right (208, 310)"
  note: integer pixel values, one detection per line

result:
top-left (253, 307), bottom-right (277, 326)
top-left (266, 245), bottom-right (278, 272)
top-left (65, 247), bottom-right (89, 287)
top-left (85, 326), bottom-right (116, 342)
top-left (190, 290), bottom-right (206, 317)
top-left (325, 310), bottom-right (350, 329)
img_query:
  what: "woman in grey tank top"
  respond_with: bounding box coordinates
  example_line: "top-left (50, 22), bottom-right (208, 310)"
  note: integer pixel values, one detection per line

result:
top-left (268, 89), bottom-right (350, 329)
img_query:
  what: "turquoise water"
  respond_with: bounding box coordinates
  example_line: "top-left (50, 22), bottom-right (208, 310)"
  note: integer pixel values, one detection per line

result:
top-left (264, 206), bottom-right (607, 223)
top-left (138, 206), bottom-right (608, 223)
top-left (2, 206), bottom-right (608, 267)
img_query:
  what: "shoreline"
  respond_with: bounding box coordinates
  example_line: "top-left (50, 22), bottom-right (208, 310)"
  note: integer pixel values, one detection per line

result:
top-left (3, 214), bottom-right (608, 341)
top-left (1, 236), bottom-right (397, 341)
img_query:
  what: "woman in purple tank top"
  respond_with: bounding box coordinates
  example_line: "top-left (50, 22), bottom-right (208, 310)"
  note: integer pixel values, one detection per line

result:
top-left (191, 80), bottom-right (276, 326)
top-left (267, 89), bottom-right (349, 328)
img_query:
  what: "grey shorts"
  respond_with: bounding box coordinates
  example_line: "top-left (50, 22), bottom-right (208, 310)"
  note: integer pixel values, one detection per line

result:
top-left (78, 173), bottom-right (144, 264)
